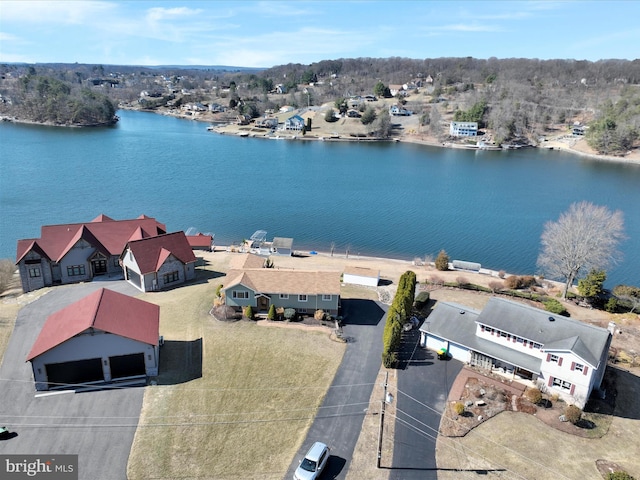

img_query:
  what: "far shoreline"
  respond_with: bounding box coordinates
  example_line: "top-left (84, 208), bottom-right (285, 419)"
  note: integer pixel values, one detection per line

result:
top-left (133, 105), bottom-right (640, 167)
top-left (3, 106), bottom-right (639, 166)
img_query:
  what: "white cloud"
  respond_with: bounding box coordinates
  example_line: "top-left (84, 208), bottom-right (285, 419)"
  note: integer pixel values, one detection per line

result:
top-left (145, 6), bottom-right (203, 22)
top-left (433, 23), bottom-right (503, 33)
top-left (0, 0), bottom-right (116, 24)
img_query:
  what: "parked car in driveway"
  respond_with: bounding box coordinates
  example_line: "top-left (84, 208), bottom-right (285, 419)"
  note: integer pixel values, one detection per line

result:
top-left (294, 441), bottom-right (330, 480)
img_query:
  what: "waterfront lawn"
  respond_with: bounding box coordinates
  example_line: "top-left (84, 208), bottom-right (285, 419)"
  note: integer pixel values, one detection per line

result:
top-left (127, 277), bottom-right (345, 480)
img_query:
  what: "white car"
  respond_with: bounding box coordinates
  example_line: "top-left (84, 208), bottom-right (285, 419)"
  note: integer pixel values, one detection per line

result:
top-left (293, 441), bottom-right (330, 480)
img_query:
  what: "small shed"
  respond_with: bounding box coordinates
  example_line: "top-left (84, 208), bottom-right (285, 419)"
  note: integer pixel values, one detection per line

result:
top-left (27, 288), bottom-right (160, 391)
top-left (343, 266), bottom-right (380, 287)
top-left (271, 237), bottom-right (293, 256)
top-left (186, 233), bottom-right (214, 251)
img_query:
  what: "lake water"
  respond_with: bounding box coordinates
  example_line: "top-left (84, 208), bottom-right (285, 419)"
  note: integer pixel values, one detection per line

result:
top-left (1, 109), bottom-right (639, 287)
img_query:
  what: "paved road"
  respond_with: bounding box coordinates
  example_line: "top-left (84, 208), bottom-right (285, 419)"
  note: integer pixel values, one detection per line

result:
top-left (0, 281), bottom-right (144, 480)
top-left (389, 328), bottom-right (463, 479)
top-left (285, 298), bottom-right (388, 480)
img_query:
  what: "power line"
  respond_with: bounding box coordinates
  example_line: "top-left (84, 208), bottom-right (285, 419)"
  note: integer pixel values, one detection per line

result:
top-left (393, 388), bottom-right (575, 480)
top-left (0, 376), bottom-right (376, 391)
top-left (390, 409), bottom-right (531, 480)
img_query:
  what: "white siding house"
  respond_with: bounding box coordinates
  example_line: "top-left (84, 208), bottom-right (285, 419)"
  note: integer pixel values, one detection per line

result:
top-left (449, 121), bottom-right (478, 137)
top-left (419, 297), bottom-right (612, 408)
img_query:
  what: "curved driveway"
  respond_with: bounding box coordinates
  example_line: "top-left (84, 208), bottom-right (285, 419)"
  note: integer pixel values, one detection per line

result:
top-left (285, 298), bottom-right (387, 479)
top-left (0, 281), bottom-right (144, 480)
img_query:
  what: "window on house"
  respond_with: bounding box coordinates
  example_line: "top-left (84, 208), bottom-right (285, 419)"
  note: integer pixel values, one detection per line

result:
top-left (574, 363), bottom-right (584, 373)
top-left (279, 294), bottom-right (289, 299)
top-left (533, 343), bottom-right (542, 349)
top-left (516, 337), bottom-right (524, 344)
top-left (298, 294), bottom-right (308, 302)
top-left (500, 331), bottom-right (507, 338)
top-left (163, 271), bottom-right (179, 284)
top-left (322, 294), bottom-right (332, 301)
top-left (29, 267), bottom-right (41, 278)
top-left (552, 378), bottom-right (572, 391)
top-left (549, 354), bottom-right (559, 363)
top-left (232, 291), bottom-right (249, 299)
top-left (67, 265), bottom-right (86, 276)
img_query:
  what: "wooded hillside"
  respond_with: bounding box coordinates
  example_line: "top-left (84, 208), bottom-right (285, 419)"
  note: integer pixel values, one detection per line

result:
top-left (1, 57), bottom-right (638, 150)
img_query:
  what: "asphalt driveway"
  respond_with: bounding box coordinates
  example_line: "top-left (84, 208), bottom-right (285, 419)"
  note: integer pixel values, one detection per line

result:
top-left (285, 298), bottom-right (388, 480)
top-left (389, 328), bottom-right (462, 479)
top-left (0, 281), bottom-right (145, 480)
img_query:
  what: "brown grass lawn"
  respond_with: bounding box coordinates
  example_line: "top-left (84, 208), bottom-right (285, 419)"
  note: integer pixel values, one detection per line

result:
top-left (0, 300), bottom-right (20, 365)
top-left (2, 252), bottom-right (639, 480)
top-left (127, 269), bottom-right (345, 480)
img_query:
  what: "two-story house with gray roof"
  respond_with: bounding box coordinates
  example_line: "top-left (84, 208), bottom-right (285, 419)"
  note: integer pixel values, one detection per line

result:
top-left (419, 297), bottom-right (612, 408)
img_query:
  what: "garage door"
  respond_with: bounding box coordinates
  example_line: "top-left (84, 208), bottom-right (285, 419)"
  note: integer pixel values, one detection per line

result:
top-left (127, 268), bottom-right (142, 289)
top-left (109, 353), bottom-right (145, 379)
top-left (45, 358), bottom-right (104, 388)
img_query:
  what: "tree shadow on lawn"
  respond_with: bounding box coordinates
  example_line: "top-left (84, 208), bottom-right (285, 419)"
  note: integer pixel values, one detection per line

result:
top-left (156, 339), bottom-right (203, 385)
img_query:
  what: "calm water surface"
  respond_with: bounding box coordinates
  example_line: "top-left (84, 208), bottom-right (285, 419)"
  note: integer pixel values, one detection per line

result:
top-left (1, 109), bottom-right (638, 286)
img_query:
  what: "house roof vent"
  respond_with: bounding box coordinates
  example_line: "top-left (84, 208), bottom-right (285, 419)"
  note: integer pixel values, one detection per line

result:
top-left (548, 316), bottom-right (555, 322)
top-left (459, 310), bottom-right (465, 314)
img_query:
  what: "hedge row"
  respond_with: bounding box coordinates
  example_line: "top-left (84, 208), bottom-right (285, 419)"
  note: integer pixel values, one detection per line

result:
top-left (382, 271), bottom-right (417, 368)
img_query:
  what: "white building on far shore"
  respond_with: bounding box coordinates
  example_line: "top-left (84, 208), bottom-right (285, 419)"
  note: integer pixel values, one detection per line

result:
top-left (450, 121), bottom-right (478, 137)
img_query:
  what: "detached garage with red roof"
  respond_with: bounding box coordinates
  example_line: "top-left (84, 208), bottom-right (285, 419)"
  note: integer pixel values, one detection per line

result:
top-left (27, 288), bottom-right (160, 391)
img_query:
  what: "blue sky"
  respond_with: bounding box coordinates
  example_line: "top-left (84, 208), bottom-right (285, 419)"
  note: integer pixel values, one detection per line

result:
top-left (1, 1), bottom-right (638, 67)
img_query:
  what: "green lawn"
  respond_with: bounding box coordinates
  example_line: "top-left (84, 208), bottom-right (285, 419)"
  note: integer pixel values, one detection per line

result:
top-left (127, 276), bottom-right (345, 479)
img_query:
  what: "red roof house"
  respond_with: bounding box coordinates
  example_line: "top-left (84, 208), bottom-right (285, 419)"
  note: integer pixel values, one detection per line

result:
top-left (16, 214), bottom-right (166, 293)
top-left (27, 288), bottom-right (160, 391)
top-left (121, 231), bottom-right (197, 292)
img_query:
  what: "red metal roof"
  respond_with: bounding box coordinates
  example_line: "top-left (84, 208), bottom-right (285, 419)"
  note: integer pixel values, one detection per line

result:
top-left (186, 233), bottom-right (213, 249)
top-left (16, 215), bottom-right (167, 263)
top-left (125, 231), bottom-right (196, 275)
top-left (26, 288), bottom-right (160, 361)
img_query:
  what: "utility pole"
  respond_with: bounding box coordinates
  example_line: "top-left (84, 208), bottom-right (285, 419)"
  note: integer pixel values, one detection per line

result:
top-left (376, 371), bottom-right (389, 468)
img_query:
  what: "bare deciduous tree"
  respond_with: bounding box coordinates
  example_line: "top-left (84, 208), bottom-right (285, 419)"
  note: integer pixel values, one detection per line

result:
top-left (536, 201), bottom-right (625, 299)
top-left (613, 285), bottom-right (640, 313)
top-left (0, 259), bottom-right (16, 295)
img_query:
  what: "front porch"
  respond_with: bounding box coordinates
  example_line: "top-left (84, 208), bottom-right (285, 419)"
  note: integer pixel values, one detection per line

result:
top-left (469, 351), bottom-right (538, 387)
